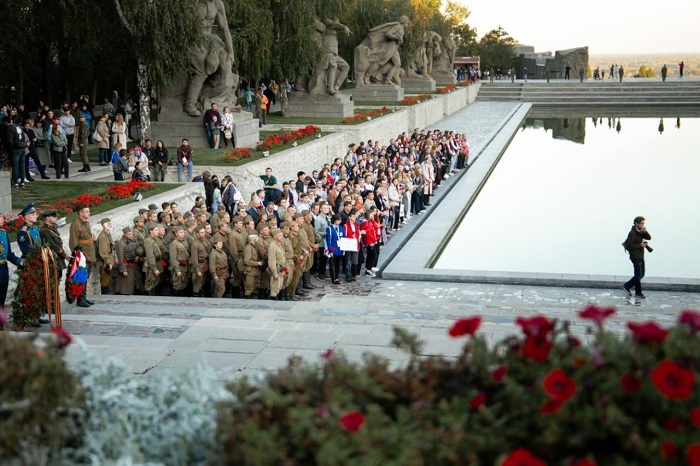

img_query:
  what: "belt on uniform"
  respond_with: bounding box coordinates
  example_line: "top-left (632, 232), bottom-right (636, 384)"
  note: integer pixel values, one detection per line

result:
top-left (198, 258), bottom-right (206, 263)
top-left (179, 260), bottom-right (189, 266)
top-left (215, 266), bottom-right (227, 270)
top-left (78, 239), bottom-right (93, 244)
top-left (0, 259), bottom-right (7, 264)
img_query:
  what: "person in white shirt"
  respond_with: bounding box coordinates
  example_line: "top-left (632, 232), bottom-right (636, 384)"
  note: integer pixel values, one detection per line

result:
top-left (59, 109), bottom-right (76, 163)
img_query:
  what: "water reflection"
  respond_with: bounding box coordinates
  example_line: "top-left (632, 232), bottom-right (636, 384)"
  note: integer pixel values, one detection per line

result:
top-left (520, 116), bottom-right (684, 143)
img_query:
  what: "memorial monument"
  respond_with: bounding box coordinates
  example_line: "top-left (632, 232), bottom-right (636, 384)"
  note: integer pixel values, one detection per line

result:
top-left (352, 16), bottom-right (409, 102)
top-left (287, 19), bottom-right (354, 118)
top-left (430, 33), bottom-right (457, 85)
top-left (403, 32), bottom-right (437, 92)
top-left (151, 0), bottom-right (258, 148)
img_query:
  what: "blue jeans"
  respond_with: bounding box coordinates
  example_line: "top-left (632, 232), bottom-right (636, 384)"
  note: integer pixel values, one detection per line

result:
top-left (98, 148), bottom-right (109, 164)
top-left (11, 149), bottom-right (26, 184)
top-left (343, 251), bottom-right (357, 279)
top-left (178, 162), bottom-right (193, 182)
top-left (624, 258), bottom-right (645, 295)
top-left (204, 125), bottom-right (213, 148)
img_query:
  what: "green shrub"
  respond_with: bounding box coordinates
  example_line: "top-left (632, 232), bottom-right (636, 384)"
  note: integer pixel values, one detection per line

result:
top-left (0, 329), bottom-right (83, 463)
top-left (214, 307), bottom-right (700, 466)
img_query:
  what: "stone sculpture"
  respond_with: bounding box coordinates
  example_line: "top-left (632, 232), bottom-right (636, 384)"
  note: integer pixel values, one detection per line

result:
top-left (407, 32), bottom-right (430, 78)
top-left (184, 0), bottom-right (240, 116)
top-left (431, 33), bottom-right (455, 77)
top-left (425, 31), bottom-right (442, 75)
top-left (354, 16), bottom-right (410, 87)
top-left (307, 18), bottom-right (351, 95)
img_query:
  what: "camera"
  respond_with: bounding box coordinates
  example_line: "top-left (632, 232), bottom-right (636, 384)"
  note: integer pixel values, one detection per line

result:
top-left (645, 243), bottom-right (653, 253)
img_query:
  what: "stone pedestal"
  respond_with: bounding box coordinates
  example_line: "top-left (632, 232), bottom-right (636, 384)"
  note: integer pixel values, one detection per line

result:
top-left (433, 74), bottom-right (457, 86)
top-left (287, 92), bottom-right (354, 118)
top-left (352, 85), bottom-right (405, 102)
top-left (152, 111), bottom-right (259, 149)
top-left (403, 77), bottom-right (436, 92)
top-left (0, 171), bottom-right (11, 214)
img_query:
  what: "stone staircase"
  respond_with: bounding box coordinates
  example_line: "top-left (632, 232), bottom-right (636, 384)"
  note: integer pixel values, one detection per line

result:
top-left (476, 80), bottom-right (700, 106)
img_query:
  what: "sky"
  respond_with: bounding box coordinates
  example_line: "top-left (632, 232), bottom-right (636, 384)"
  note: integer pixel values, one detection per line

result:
top-left (457, 0), bottom-right (700, 55)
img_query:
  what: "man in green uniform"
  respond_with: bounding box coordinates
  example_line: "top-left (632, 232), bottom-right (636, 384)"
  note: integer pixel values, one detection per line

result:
top-left (190, 225), bottom-right (209, 297)
top-left (209, 238), bottom-right (229, 298)
top-left (97, 218), bottom-right (116, 295)
top-left (169, 226), bottom-right (191, 296)
top-left (243, 234), bottom-right (262, 298)
top-left (255, 222), bottom-right (272, 299)
top-left (267, 229), bottom-right (287, 300)
top-left (227, 217), bottom-right (246, 298)
top-left (143, 224), bottom-right (164, 295)
top-left (116, 227), bottom-right (143, 295)
top-left (68, 203), bottom-right (97, 307)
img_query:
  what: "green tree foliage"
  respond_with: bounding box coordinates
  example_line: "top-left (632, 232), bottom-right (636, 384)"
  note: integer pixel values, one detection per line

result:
top-left (475, 26), bottom-right (517, 71)
top-left (267, 0), bottom-right (321, 81)
top-left (635, 65), bottom-right (655, 78)
top-left (444, 0), bottom-right (478, 56)
top-left (225, 0), bottom-right (274, 83)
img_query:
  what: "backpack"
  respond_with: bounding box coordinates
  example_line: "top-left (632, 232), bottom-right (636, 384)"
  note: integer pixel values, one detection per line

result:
top-left (12, 125), bottom-right (27, 149)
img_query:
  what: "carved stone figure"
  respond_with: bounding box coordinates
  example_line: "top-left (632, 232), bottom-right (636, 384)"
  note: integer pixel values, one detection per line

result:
top-left (307, 19), bottom-right (351, 95)
top-left (432, 33), bottom-right (455, 77)
top-left (184, 0), bottom-right (240, 116)
top-left (354, 16), bottom-right (410, 87)
top-left (425, 31), bottom-right (442, 74)
top-left (407, 32), bottom-right (430, 78)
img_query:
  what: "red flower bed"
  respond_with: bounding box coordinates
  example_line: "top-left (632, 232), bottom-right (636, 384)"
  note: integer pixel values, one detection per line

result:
top-left (220, 148), bottom-right (253, 163)
top-left (401, 94), bottom-right (430, 105)
top-left (436, 84), bottom-right (457, 93)
top-left (341, 107), bottom-right (391, 124)
top-left (458, 79), bottom-right (475, 87)
top-left (256, 125), bottom-right (321, 151)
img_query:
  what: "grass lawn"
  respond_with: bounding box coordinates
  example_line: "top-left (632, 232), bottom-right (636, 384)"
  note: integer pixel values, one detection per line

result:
top-left (12, 181), bottom-right (179, 219)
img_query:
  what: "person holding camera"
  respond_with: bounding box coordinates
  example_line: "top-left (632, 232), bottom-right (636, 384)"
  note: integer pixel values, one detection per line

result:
top-left (622, 216), bottom-right (652, 299)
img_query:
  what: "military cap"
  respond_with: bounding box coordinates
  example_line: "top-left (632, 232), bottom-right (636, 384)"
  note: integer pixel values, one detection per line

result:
top-left (73, 203), bottom-right (88, 213)
top-left (147, 224), bottom-right (159, 231)
top-left (281, 221), bottom-right (292, 229)
top-left (172, 212), bottom-right (183, 219)
top-left (122, 227), bottom-right (132, 234)
top-left (272, 229), bottom-right (283, 236)
top-left (256, 222), bottom-right (270, 232)
top-left (184, 219), bottom-right (196, 228)
top-left (294, 213), bottom-right (304, 219)
top-left (172, 226), bottom-right (184, 233)
top-left (100, 218), bottom-right (112, 225)
top-left (183, 211), bottom-right (193, 219)
top-left (138, 208), bottom-right (148, 215)
top-left (133, 216), bottom-right (143, 224)
top-left (148, 203), bottom-right (158, 210)
top-left (301, 209), bottom-right (311, 216)
top-left (148, 209), bottom-right (157, 216)
top-left (243, 215), bottom-right (254, 224)
top-left (42, 209), bottom-right (58, 218)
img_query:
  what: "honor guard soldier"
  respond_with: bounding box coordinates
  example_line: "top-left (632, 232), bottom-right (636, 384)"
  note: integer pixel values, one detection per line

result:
top-left (143, 224), bottom-right (164, 295)
top-left (40, 209), bottom-right (68, 278)
top-left (17, 203), bottom-right (42, 256)
top-left (243, 234), bottom-right (263, 298)
top-left (267, 229), bottom-right (287, 300)
top-left (210, 238), bottom-right (229, 298)
top-left (97, 218), bottom-right (117, 295)
top-left (168, 226), bottom-right (191, 296)
top-left (228, 216), bottom-right (246, 298)
top-left (190, 225), bottom-right (209, 297)
top-left (116, 227), bottom-right (143, 295)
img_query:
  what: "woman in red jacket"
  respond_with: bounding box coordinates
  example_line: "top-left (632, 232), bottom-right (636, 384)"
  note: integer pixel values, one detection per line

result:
top-left (361, 208), bottom-right (382, 277)
top-left (343, 209), bottom-right (363, 281)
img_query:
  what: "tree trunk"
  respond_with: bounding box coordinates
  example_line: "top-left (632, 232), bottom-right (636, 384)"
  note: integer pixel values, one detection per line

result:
top-left (18, 58), bottom-right (24, 103)
top-left (137, 60), bottom-right (151, 143)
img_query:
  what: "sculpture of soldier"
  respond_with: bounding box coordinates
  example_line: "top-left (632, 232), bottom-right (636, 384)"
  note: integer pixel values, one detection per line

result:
top-left (354, 16), bottom-right (410, 87)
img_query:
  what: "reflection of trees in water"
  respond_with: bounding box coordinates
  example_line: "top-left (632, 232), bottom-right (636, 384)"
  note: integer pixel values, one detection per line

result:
top-left (523, 116), bottom-right (684, 142)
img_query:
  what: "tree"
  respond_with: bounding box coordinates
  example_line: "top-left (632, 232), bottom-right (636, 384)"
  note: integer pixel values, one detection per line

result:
top-left (114, 0), bottom-right (205, 142)
top-left (475, 26), bottom-right (517, 72)
top-left (225, 0), bottom-right (274, 85)
top-left (444, 0), bottom-right (477, 56)
top-left (635, 65), bottom-right (655, 78)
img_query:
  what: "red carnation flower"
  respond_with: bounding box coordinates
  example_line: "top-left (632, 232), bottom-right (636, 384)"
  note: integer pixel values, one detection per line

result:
top-left (448, 316), bottom-right (482, 337)
top-left (663, 418), bottom-right (685, 431)
top-left (516, 315), bottom-right (554, 338)
top-left (578, 305), bottom-right (616, 329)
top-left (542, 369), bottom-right (577, 402)
top-left (51, 327), bottom-right (73, 349)
top-left (661, 441), bottom-right (677, 460)
top-left (690, 408), bottom-right (700, 428)
top-left (522, 335), bottom-right (553, 362)
top-left (570, 459), bottom-right (597, 466)
top-left (651, 360), bottom-right (695, 400)
top-left (470, 392), bottom-right (487, 410)
top-left (502, 447), bottom-right (547, 466)
top-left (627, 321), bottom-right (669, 343)
top-left (339, 411), bottom-right (365, 433)
top-left (679, 309), bottom-right (700, 333)
top-left (320, 348), bottom-right (333, 359)
top-left (541, 398), bottom-right (563, 415)
top-left (316, 405), bottom-right (330, 417)
top-left (492, 365), bottom-right (508, 383)
top-left (688, 443), bottom-right (700, 466)
top-left (620, 372), bottom-right (642, 394)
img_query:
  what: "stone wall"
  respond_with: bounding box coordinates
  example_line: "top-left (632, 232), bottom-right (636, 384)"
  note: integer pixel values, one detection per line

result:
top-left (0, 171), bottom-right (11, 214)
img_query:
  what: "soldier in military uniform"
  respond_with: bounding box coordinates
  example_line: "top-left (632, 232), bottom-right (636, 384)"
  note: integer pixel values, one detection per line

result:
top-left (115, 227), bottom-right (143, 295)
top-left (301, 209), bottom-right (321, 290)
top-left (154, 223), bottom-right (171, 295)
top-left (288, 220), bottom-right (306, 301)
top-left (68, 203), bottom-right (97, 306)
top-left (212, 220), bottom-right (232, 297)
top-left (227, 216), bottom-right (246, 298)
top-left (168, 226), bottom-right (191, 296)
top-left (280, 222), bottom-right (295, 301)
top-left (17, 203), bottom-right (43, 257)
top-left (190, 225), bottom-right (210, 297)
top-left (0, 213), bottom-right (23, 329)
top-left (143, 224), bottom-right (164, 295)
top-left (267, 229), bottom-right (287, 300)
top-left (40, 209), bottom-right (68, 277)
top-left (255, 222), bottom-right (273, 299)
top-left (243, 234), bottom-right (263, 298)
top-left (209, 238), bottom-right (229, 298)
top-left (97, 218), bottom-right (117, 295)
top-left (132, 216), bottom-right (147, 247)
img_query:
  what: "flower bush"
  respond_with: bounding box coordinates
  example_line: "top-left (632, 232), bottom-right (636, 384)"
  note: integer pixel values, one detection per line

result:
top-left (256, 125), bottom-right (321, 151)
top-left (11, 246), bottom-right (55, 328)
top-left (436, 84), bottom-right (457, 93)
top-left (401, 94), bottom-right (430, 105)
top-left (459, 79), bottom-right (475, 87)
top-left (105, 179), bottom-right (155, 201)
top-left (219, 147), bottom-right (253, 163)
top-left (214, 306), bottom-right (700, 465)
top-left (0, 330), bottom-right (83, 464)
top-left (341, 107), bottom-right (391, 124)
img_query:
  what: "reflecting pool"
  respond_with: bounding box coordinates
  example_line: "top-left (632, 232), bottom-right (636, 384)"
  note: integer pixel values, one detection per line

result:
top-left (435, 116), bottom-right (700, 279)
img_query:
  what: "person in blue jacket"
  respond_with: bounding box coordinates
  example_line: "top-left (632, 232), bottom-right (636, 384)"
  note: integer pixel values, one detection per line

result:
top-left (324, 214), bottom-right (345, 285)
top-left (17, 203), bottom-right (42, 256)
top-left (0, 212), bottom-right (23, 330)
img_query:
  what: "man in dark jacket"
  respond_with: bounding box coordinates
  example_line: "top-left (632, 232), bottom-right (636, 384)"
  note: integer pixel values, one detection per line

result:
top-left (622, 216), bottom-right (651, 299)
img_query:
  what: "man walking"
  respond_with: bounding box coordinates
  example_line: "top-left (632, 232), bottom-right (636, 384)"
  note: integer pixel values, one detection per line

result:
top-left (622, 216), bottom-right (651, 300)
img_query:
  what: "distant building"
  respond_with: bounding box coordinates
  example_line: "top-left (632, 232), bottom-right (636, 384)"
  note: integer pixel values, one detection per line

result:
top-left (515, 45), bottom-right (589, 80)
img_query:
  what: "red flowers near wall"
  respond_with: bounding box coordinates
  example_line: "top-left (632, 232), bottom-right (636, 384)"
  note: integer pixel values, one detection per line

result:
top-left (256, 125), bottom-right (321, 150)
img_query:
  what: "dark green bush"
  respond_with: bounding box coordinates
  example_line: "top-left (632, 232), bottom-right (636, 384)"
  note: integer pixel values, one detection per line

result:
top-left (0, 330), bottom-right (83, 462)
top-left (214, 308), bottom-right (700, 466)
